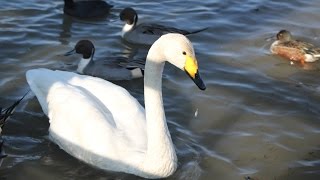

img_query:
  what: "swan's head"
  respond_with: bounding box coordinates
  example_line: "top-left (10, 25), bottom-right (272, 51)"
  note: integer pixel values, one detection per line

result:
top-left (64, 40), bottom-right (95, 60)
top-left (120, 7), bottom-right (138, 26)
top-left (158, 33), bottom-right (206, 90)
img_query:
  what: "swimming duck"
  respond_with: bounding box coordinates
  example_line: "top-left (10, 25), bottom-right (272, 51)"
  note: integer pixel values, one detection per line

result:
top-left (26, 33), bottom-right (206, 178)
top-left (270, 30), bottom-right (320, 64)
top-left (64, 40), bottom-right (144, 80)
top-left (63, 0), bottom-right (113, 19)
top-left (120, 7), bottom-right (208, 45)
top-left (0, 91), bottom-right (29, 134)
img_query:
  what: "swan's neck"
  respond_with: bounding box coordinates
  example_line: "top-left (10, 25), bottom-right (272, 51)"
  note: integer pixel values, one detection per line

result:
top-left (142, 45), bottom-right (177, 177)
top-left (77, 58), bottom-right (91, 74)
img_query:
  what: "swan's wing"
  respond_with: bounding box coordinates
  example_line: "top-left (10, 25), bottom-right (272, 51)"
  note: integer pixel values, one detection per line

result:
top-left (65, 70), bottom-right (146, 129)
top-left (26, 68), bottom-right (147, 151)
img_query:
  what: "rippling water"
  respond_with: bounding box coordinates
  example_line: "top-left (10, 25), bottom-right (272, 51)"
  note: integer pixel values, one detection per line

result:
top-left (1, 0), bottom-right (320, 179)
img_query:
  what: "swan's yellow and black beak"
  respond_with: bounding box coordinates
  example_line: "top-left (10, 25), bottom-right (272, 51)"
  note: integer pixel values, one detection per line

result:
top-left (184, 56), bottom-right (206, 90)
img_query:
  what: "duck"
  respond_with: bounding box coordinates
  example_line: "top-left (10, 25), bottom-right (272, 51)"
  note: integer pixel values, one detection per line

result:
top-left (270, 30), bottom-right (320, 64)
top-left (0, 91), bottom-right (29, 134)
top-left (63, 0), bottom-right (113, 19)
top-left (26, 33), bottom-right (206, 178)
top-left (64, 40), bottom-right (144, 80)
top-left (120, 7), bottom-right (208, 45)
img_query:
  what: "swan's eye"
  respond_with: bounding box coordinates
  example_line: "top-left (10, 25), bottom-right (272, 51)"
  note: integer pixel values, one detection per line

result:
top-left (182, 51), bottom-right (186, 55)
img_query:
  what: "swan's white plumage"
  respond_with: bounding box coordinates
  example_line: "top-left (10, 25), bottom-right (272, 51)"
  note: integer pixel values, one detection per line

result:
top-left (26, 33), bottom-right (201, 178)
top-left (27, 69), bottom-right (147, 169)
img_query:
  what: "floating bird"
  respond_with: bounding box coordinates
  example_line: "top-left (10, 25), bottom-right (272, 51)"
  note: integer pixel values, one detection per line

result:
top-left (64, 40), bottom-right (145, 80)
top-left (63, 0), bottom-right (113, 19)
top-left (270, 30), bottom-right (320, 64)
top-left (26, 33), bottom-right (206, 178)
top-left (0, 91), bottom-right (29, 134)
top-left (120, 7), bottom-right (208, 45)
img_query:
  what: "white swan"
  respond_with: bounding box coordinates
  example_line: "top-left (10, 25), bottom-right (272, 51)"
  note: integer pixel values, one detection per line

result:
top-left (26, 33), bottom-right (206, 178)
top-left (120, 7), bottom-right (208, 45)
top-left (64, 40), bottom-right (144, 80)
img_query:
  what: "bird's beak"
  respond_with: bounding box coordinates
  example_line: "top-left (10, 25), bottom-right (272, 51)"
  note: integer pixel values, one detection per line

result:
top-left (64, 49), bottom-right (76, 56)
top-left (184, 56), bottom-right (206, 90)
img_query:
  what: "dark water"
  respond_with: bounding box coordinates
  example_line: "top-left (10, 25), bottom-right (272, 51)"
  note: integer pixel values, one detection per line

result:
top-left (1, 0), bottom-right (320, 179)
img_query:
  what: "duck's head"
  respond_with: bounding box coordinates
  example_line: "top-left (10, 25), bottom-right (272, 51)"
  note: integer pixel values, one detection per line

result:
top-left (65, 40), bottom-right (95, 74)
top-left (276, 30), bottom-right (292, 42)
top-left (120, 7), bottom-right (138, 26)
top-left (151, 33), bottom-right (206, 90)
top-left (65, 40), bottom-right (95, 60)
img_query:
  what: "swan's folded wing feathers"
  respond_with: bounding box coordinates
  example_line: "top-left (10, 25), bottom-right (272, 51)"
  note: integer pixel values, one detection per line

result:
top-left (47, 83), bottom-right (118, 153)
top-left (27, 69), bottom-right (147, 157)
top-left (67, 74), bottom-right (147, 147)
top-left (45, 71), bottom-right (147, 147)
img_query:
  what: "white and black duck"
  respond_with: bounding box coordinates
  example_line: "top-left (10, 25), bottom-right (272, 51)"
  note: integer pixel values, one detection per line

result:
top-left (64, 40), bottom-right (145, 80)
top-left (120, 7), bottom-right (208, 45)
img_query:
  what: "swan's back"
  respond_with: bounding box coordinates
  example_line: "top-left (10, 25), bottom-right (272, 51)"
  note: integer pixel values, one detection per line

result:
top-left (26, 69), bottom-right (147, 169)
